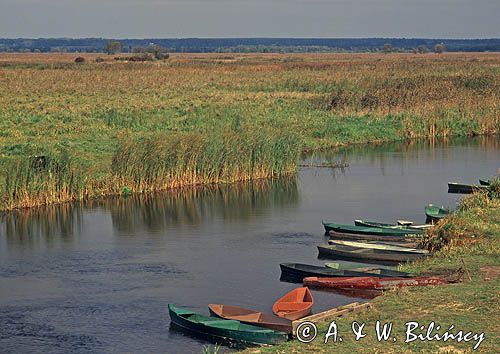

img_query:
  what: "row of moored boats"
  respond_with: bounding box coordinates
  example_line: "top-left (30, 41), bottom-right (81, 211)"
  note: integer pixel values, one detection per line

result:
top-left (168, 178), bottom-right (495, 346)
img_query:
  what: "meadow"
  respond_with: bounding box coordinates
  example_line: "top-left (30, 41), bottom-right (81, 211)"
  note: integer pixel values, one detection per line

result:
top-left (0, 52), bottom-right (499, 210)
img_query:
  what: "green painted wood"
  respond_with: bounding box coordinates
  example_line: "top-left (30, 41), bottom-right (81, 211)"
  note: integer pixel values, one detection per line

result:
top-left (322, 221), bottom-right (422, 236)
top-left (168, 304), bottom-right (288, 346)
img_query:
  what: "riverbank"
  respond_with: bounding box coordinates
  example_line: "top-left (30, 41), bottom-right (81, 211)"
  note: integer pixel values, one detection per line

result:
top-left (1, 53), bottom-right (499, 211)
top-left (242, 186), bottom-right (500, 354)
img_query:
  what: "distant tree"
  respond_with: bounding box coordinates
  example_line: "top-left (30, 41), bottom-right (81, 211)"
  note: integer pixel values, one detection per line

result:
top-left (104, 41), bottom-right (122, 55)
top-left (383, 43), bottom-right (393, 53)
top-left (434, 43), bottom-right (446, 54)
top-left (417, 45), bottom-right (429, 54)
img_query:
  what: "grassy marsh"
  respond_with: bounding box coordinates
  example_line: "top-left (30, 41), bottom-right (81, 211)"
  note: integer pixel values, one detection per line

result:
top-left (0, 52), bottom-right (499, 210)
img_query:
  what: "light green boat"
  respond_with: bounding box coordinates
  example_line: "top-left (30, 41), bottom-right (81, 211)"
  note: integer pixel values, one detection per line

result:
top-left (425, 204), bottom-right (450, 222)
top-left (325, 260), bottom-right (395, 270)
top-left (328, 240), bottom-right (429, 254)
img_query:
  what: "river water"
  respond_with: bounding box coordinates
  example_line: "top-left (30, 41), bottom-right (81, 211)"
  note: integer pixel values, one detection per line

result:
top-left (0, 137), bottom-right (499, 354)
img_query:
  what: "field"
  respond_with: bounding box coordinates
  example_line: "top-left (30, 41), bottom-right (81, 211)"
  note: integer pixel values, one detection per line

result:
top-left (0, 52), bottom-right (499, 210)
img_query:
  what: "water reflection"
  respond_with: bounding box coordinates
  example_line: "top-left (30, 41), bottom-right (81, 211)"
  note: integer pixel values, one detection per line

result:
top-left (0, 177), bottom-right (299, 246)
top-left (1, 203), bottom-right (83, 248)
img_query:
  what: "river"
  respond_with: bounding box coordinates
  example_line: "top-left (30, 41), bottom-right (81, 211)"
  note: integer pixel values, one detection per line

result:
top-left (0, 137), bottom-right (499, 353)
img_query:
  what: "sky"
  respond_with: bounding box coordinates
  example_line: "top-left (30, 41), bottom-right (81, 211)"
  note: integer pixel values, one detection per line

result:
top-left (0, 0), bottom-right (499, 39)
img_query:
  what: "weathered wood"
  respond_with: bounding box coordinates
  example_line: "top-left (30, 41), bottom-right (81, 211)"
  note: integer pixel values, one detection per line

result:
top-left (292, 302), bottom-right (372, 336)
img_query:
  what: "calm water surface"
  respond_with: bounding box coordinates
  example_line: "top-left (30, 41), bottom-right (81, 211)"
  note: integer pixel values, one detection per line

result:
top-left (0, 137), bottom-right (499, 353)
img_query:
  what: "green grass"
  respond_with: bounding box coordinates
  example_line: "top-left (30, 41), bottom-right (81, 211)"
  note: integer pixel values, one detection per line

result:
top-left (0, 54), bottom-right (499, 210)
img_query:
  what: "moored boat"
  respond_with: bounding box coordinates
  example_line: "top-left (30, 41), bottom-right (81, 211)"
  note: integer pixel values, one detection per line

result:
top-left (324, 261), bottom-right (395, 270)
top-left (280, 263), bottom-right (412, 282)
top-left (425, 204), bottom-right (450, 223)
top-left (448, 182), bottom-right (489, 194)
top-left (479, 179), bottom-right (491, 186)
top-left (303, 271), bottom-right (463, 290)
top-left (328, 230), bottom-right (421, 243)
top-left (168, 304), bottom-right (288, 346)
top-left (272, 287), bottom-right (313, 320)
top-left (323, 221), bottom-right (422, 237)
top-left (354, 219), bottom-right (432, 230)
top-left (328, 240), bottom-right (428, 253)
top-left (208, 304), bottom-right (292, 334)
top-left (317, 244), bottom-right (430, 265)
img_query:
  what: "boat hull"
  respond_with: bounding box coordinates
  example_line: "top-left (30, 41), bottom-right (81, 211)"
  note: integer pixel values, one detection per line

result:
top-left (328, 230), bottom-right (421, 244)
top-left (328, 240), bottom-right (428, 254)
top-left (168, 304), bottom-right (288, 346)
top-left (317, 244), bottom-right (429, 265)
top-left (323, 222), bottom-right (422, 237)
top-left (272, 287), bottom-right (313, 321)
top-left (208, 304), bottom-right (292, 334)
top-left (448, 182), bottom-right (489, 194)
top-left (304, 272), bottom-right (462, 290)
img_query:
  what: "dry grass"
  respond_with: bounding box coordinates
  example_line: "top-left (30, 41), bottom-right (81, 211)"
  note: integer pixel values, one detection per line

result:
top-left (0, 52), bottom-right (499, 210)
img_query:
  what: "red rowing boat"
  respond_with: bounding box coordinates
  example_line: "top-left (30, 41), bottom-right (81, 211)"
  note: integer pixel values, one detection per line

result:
top-left (303, 270), bottom-right (463, 291)
top-left (272, 287), bottom-right (314, 320)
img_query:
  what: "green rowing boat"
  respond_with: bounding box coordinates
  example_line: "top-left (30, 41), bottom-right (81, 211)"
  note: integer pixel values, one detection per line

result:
top-left (168, 304), bottom-right (288, 346)
top-left (322, 221), bottom-right (422, 237)
top-left (425, 204), bottom-right (450, 222)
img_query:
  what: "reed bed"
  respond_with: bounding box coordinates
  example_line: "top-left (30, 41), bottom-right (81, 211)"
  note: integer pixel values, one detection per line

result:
top-left (111, 130), bottom-right (300, 193)
top-left (0, 52), bottom-right (499, 210)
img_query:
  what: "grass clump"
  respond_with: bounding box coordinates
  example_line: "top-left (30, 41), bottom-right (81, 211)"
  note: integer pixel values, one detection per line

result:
top-left (0, 149), bottom-right (87, 210)
top-left (111, 130), bottom-right (301, 193)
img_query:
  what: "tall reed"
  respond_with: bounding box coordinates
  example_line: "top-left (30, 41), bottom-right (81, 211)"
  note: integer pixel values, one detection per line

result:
top-left (111, 130), bottom-right (301, 193)
top-left (0, 150), bottom-right (87, 210)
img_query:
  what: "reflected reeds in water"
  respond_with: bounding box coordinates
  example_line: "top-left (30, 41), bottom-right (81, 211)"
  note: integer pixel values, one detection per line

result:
top-left (100, 177), bottom-right (299, 234)
top-left (0, 203), bottom-right (82, 248)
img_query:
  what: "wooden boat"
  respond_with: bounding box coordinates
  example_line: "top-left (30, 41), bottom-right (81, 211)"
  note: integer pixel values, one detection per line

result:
top-left (208, 304), bottom-right (292, 334)
top-left (479, 179), bottom-right (491, 186)
top-left (448, 182), bottom-right (489, 194)
top-left (272, 287), bottom-right (313, 320)
top-left (328, 240), bottom-right (428, 254)
top-left (329, 238), bottom-right (421, 248)
top-left (323, 222), bottom-right (422, 237)
top-left (425, 204), bottom-right (450, 223)
top-left (324, 261), bottom-right (394, 270)
top-left (317, 244), bottom-right (430, 265)
top-left (280, 263), bottom-right (412, 281)
top-left (168, 304), bottom-right (288, 346)
top-left (303, 271), bottom-right (463, 291)
top-left (354, 219), bottom-right (432, 230)
top-left (328, 230), bottom-right (421, 243)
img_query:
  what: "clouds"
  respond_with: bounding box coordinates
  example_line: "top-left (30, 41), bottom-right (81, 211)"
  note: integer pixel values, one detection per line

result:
top-left (1, 0), bottom-right (499, 38)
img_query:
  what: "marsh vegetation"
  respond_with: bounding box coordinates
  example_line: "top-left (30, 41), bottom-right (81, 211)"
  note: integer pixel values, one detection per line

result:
top-left (0, 52), bottom-right (499, 210)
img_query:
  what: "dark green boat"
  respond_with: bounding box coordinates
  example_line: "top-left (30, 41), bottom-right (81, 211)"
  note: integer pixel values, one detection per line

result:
top-left (168, 304), bottom-right (288, 346)
top-left (448, 182), bottom-right (489, 194)
top-left (317, 244), bottom-right (429, 265)
top-left (425, 204), bottom-right (450, 223)
top-left (323, 221), bottom-right (422, 237)
top-left (479, 179), bottom-right (491, 186)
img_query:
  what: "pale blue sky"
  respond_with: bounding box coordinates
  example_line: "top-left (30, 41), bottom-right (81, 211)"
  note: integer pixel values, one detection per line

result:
top-left (0, 0), bottom-right (499, 38)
